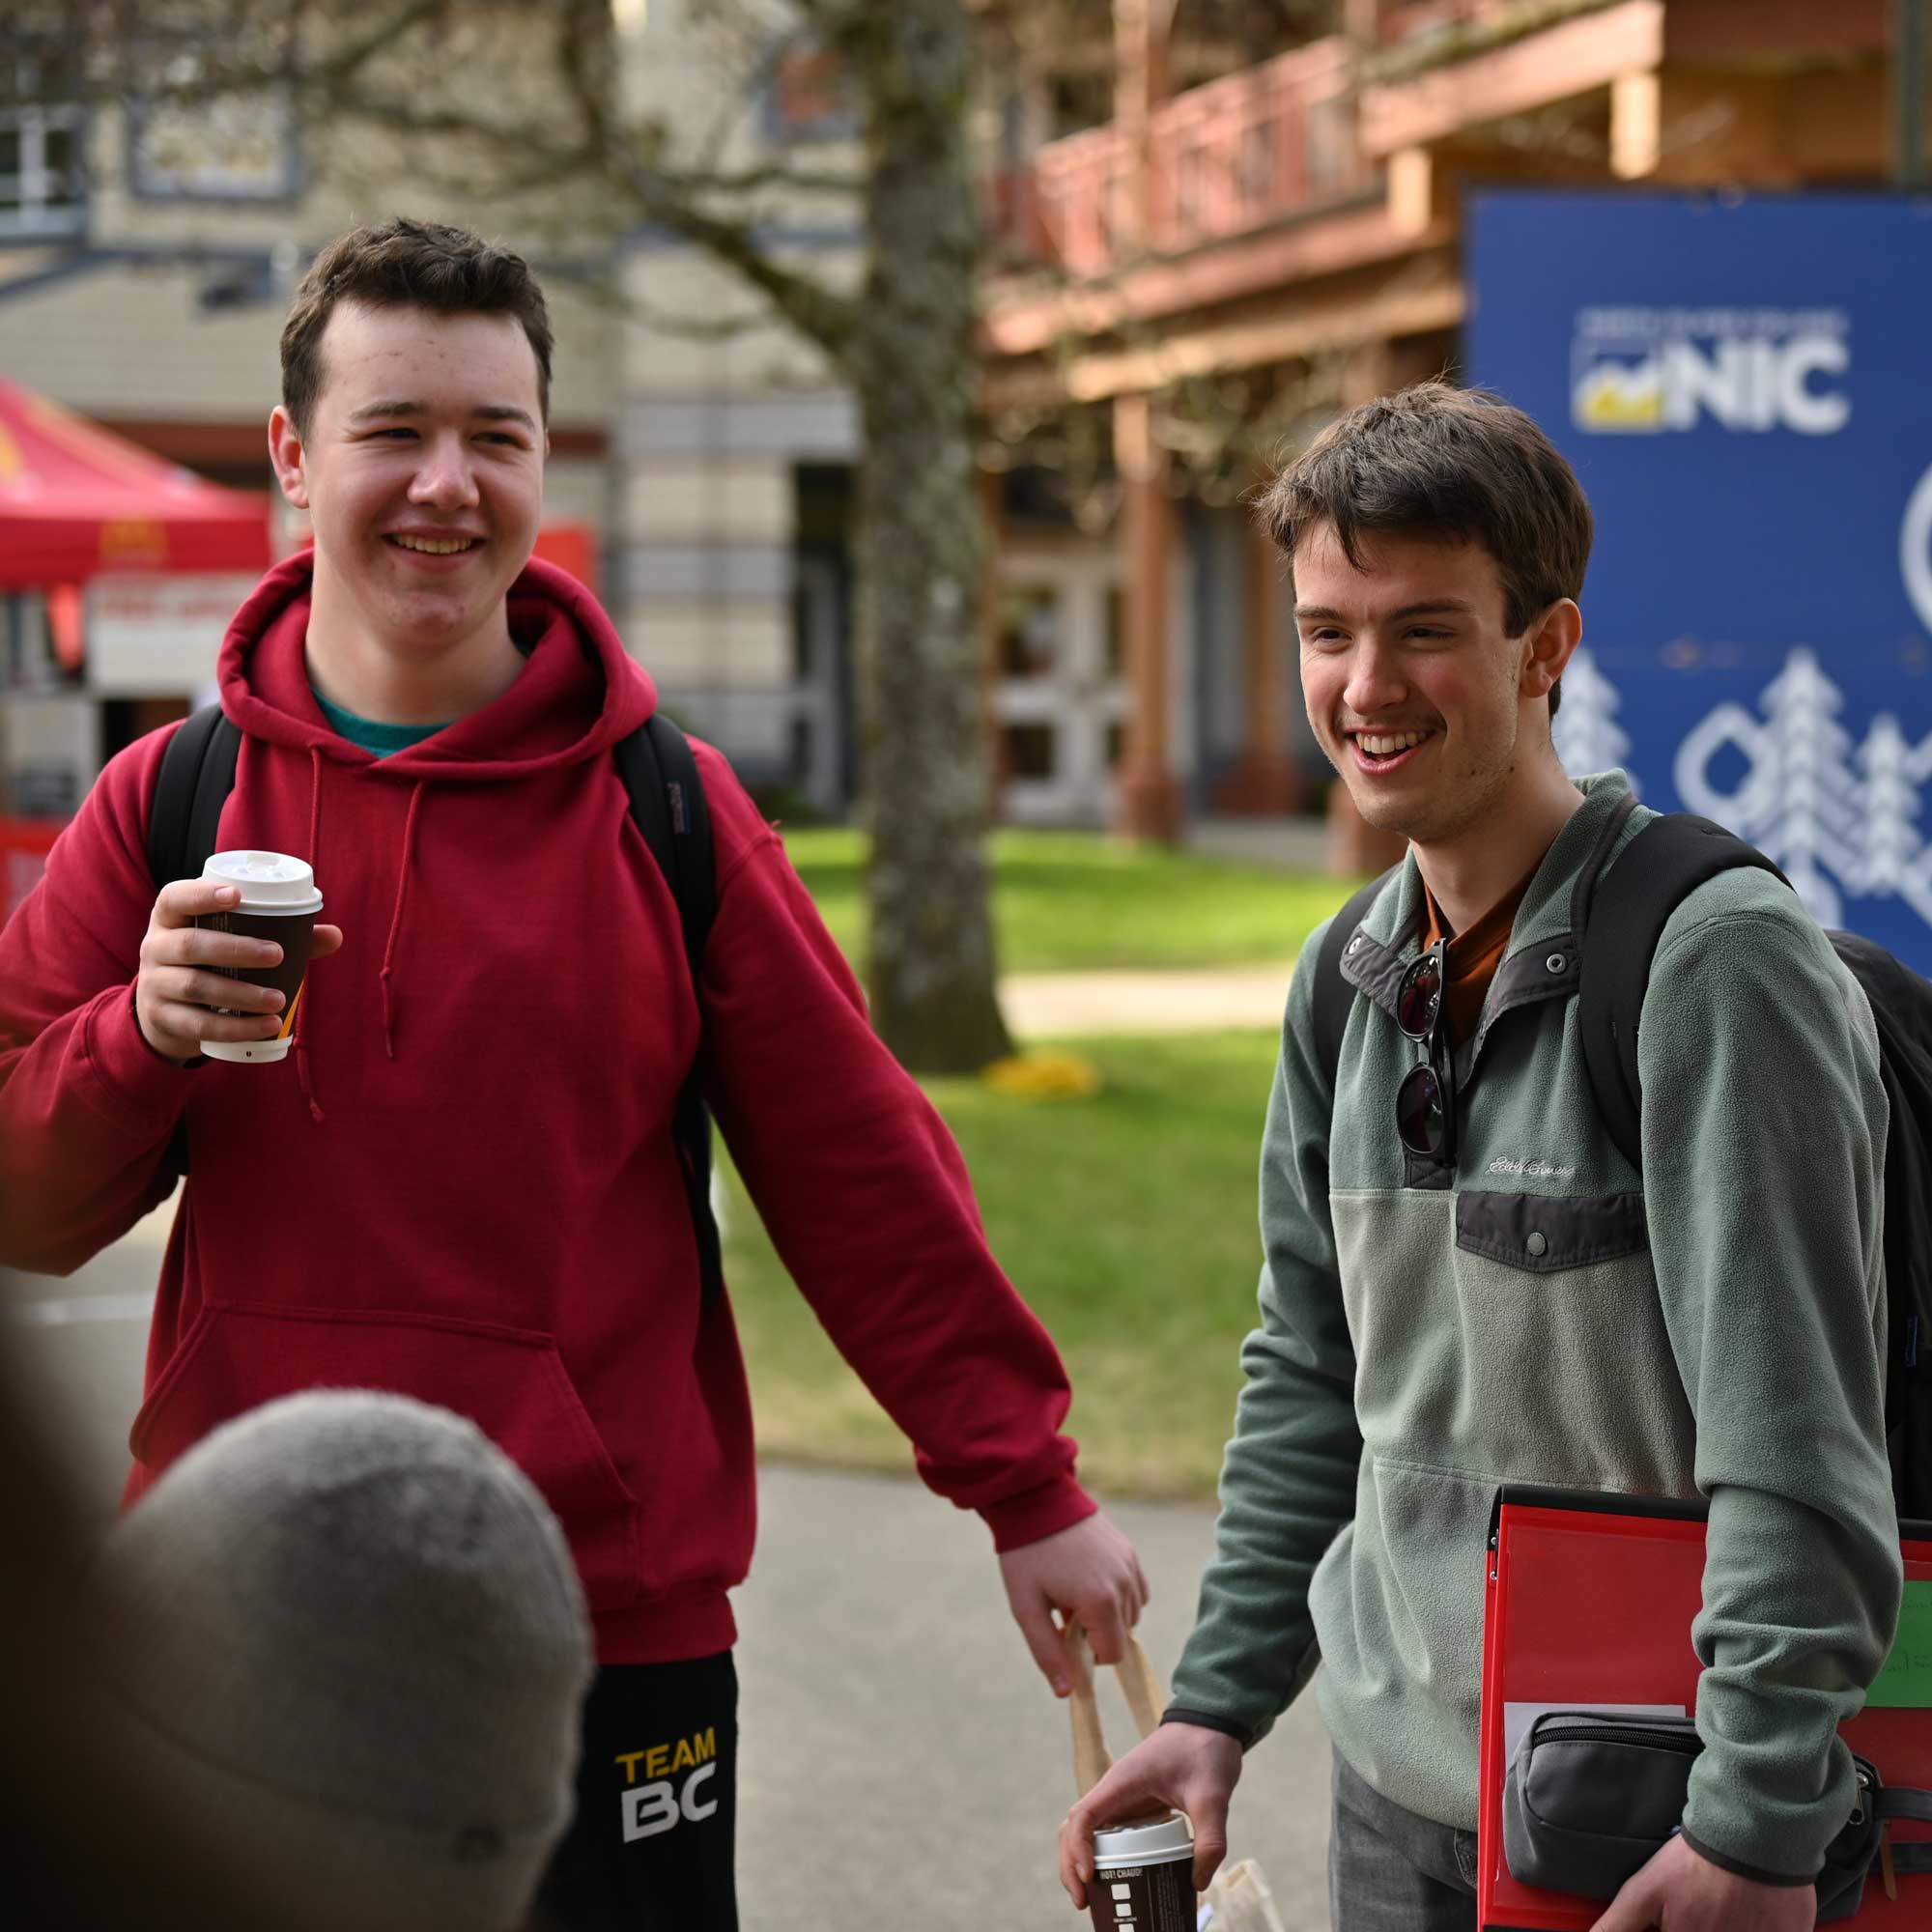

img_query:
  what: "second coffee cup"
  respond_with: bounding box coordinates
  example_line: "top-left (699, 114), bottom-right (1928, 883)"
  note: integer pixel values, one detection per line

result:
top-left (1087, 1811), bottom-right (1195, 1932)
top-left (194, 851), bottom-right (324, 1065)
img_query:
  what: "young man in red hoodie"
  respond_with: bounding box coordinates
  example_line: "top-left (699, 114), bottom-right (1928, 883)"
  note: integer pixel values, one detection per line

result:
top-left (0, 217), bottom-right (1146, 1928)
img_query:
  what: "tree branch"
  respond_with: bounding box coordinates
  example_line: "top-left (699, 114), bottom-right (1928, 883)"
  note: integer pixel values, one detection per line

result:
top-left (654, 157), bottom-right (864, 197)
top-left (79, 0), bottom-right (454, 112)
top-left (550, 12), bottom-right (862, 361)
top-left (784, 0), bottom-right (869, 40)
top-left (547, 264), bottom-right (779, 344)
top-left (604, 144), bottom-right (864, 362)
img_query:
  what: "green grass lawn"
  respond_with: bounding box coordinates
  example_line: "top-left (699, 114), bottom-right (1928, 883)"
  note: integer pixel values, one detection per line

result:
top-left (725, 1031), bottom-right (1281, 1501)
top-left (781, 827), bottom-right (1351, 975)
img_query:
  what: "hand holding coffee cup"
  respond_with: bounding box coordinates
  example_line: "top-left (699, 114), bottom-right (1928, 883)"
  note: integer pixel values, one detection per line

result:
top-left (1057, 1624), bottom-right (1241, 1919)
top-left (135, 854), bottom-right (341, 1065)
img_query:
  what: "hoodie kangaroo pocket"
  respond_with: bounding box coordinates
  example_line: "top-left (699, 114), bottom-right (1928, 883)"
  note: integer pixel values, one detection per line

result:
top-left (128, 1300), bottom-right (646, 1614)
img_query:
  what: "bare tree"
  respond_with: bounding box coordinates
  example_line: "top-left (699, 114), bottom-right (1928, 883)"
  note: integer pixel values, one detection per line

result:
top-left (10, 0), bottom-right (1013, 1070)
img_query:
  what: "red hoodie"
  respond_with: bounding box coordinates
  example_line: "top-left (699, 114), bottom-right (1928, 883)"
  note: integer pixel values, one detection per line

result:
top-left (0, 554), bottom-right (1095, 1662)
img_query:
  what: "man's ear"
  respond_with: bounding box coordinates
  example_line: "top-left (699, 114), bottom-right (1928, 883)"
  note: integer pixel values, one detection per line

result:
top-left (268, 406), bottom-right (309, 511)
top-left (1520, 598), bottom-right (1582, 703)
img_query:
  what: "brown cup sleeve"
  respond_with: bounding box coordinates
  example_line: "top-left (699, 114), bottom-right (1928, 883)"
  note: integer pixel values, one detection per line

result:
top-left (195, 909), bottom-right (319, 1019)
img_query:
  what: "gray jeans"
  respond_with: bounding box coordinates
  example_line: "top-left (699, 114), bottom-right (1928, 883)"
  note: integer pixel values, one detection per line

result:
top-left (1328, 1748), bottom-right (1478, 1932)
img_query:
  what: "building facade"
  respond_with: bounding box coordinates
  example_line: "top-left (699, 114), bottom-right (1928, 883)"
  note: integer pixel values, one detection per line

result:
top-left (980, 0), bottom-right (1902, 850)
top-left (1, 1), bottom-right (1908, 840)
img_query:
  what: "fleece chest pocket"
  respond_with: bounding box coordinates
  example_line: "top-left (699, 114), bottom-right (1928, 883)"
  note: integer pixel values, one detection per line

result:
top-left (1455, 1190), bottom-right (1648, 1273)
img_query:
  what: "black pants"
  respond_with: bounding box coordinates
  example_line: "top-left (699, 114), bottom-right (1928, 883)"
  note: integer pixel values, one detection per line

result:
top-left (537, 1655), bottom-right (739, 1932)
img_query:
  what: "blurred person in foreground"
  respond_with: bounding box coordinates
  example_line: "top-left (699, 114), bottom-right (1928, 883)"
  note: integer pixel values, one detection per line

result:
top-left (0, 215), bottom-right (1146, 1930)
top-left (0, 1316), bottom-right (255, 1931)
top-left (0, 1383), bottom-right (588, 1930)
top-left (79, 1390), bottom-right (592, 1930)
top-left (1060, 384), bottom-right (1898, 1932)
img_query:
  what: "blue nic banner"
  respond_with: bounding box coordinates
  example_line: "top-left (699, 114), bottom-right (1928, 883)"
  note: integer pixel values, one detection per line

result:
top-left (1468, 189), bottom-right (1932, 971)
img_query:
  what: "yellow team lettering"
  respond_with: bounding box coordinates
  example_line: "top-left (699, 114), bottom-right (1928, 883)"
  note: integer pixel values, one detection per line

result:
top-left (616, 1728), bottom-right (719, 1785)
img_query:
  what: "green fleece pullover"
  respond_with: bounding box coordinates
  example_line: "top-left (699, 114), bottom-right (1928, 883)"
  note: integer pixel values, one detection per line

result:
top-left (1168, 772), bottom-right (1901, 1883)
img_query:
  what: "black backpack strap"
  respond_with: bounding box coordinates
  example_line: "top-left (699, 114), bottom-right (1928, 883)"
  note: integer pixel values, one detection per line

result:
top-left (1576, 813), bottom-right (1788, 1170)
top-left (615, 716), bottom-right (724, 1306)
top-left (148, 703), bottom-right (242, 1181)
top-left (148, 702), bottom-right (242, 890)
top-left (1310, 866), bottom-right (1402, 1093)
top-left (1832, 931), bottom-right (1932, 1517)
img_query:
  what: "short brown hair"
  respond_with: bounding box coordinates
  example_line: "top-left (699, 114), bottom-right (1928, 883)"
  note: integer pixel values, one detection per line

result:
top-left (1257, 382), bottom-right (1592, 716)
top-left (280, 217), bottom-right (554, 435)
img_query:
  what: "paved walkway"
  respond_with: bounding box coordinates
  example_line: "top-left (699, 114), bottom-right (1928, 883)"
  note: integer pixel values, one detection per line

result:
top-left (1001, 960), bottom-right (1296, 1038)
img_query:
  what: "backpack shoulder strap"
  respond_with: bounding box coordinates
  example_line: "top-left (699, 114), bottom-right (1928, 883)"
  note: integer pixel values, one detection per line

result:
top-left (1577, 812), bottom-right (1787, 1169)
top-left (1831, 930), bottom-right (1932, 1516)
top-left (615, 715), bottom-right (717, 983)
top-left (1310, 865), bottom-right (1401, 1093)
top-left (148, 702), bottom-right (242, 889)
top-left (148, 703), bottom-right (242, 1182)
top-left (615, 714), bottom-right (724, 1305)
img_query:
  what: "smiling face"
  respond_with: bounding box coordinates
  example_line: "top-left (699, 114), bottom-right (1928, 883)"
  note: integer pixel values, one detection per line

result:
top-left (1294, 520), bottom-right (1574, 850)
top-left (269, 300), bottom-right (546, 673)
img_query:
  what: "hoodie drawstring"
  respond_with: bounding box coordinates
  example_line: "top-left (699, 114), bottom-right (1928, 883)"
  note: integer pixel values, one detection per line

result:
top-left (295, 747), bottom-right (326, 1122)
top-left (379, 781), bottom-right (426, 1060)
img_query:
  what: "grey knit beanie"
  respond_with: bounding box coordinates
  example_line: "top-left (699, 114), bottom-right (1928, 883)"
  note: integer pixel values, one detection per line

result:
top-left (82, 1390), bottom-right (593, 1932)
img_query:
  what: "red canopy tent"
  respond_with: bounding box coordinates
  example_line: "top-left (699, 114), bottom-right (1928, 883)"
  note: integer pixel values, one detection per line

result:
top-left (0, 377), bottom-right (270, 588)
top-left (0, 383), bottom-right (271, 923)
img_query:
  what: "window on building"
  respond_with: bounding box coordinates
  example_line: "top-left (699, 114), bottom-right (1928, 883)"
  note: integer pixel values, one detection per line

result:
top-left (763, 36), bottom-right (858, 145)
top-left (128, 59), bottom-right (301, 202)
top-left (1002, 722), bottom-right (1059, 781)
top-left (0, 95), bottom-right (86, 239)
top-left (1000, 586), bottom-right (1065, 681)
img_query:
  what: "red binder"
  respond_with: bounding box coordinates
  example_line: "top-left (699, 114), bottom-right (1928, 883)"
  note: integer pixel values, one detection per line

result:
top-left (1478, 1486), bottom-right (1932, 1930)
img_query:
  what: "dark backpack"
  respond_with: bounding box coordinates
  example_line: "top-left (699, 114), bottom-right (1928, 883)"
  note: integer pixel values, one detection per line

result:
top-left (1310, 807), bottom-right (1932, 1520)
top-left (147, 702), bottom-right (725, 1304)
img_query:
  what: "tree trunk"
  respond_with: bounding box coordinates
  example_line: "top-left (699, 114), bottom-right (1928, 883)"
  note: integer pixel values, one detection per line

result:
top-left (845, 0), bottom-right (1013, 1072)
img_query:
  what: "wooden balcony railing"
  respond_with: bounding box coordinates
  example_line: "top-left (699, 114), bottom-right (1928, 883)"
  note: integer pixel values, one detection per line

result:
top-left (992, 36), bottom-right (1367, 280)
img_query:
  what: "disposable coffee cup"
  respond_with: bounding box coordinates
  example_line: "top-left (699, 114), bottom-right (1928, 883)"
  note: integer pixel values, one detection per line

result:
top-left (194, 851), bottom-right (323, 1065)
top-left (1088, 1811), bottom-right (1195, 1932)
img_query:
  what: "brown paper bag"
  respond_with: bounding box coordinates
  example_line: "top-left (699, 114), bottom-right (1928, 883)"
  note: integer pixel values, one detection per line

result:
top-left (1063, 1619), bottom-right (1165, 1798)
top-left (1062, 1620), bottom-right (1288, 1931)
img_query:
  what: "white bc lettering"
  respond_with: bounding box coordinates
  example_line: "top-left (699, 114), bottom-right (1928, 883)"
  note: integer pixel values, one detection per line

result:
top-left (620, 1765), bottom-right (720, 1841)
top-left (621, 1779), bottom-right (681, 1843)
top-left (680, 1761), bottom-right (719, 1823)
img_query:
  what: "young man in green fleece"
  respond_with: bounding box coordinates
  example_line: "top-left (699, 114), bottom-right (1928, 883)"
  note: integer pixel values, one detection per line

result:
top-left (1060, 383), bottom-right (1900, 1932)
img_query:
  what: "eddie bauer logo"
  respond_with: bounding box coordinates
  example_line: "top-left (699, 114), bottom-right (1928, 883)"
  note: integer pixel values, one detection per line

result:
top-left (1571, 306), bottom-right (1849, 436)
top-left (1487, 1157), bottom-right (1576, 1179)
top-left (616, 1726), bottom-right (720, 1842)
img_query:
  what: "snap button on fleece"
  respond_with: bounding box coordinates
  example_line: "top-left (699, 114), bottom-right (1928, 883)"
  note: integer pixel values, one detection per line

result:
top-left (1347, 934), bottom-right (1363, 955)
top-left (1526, 1231), bottom-right (1548, 1258)
top-left (1545, 952), bottom-right (1568, 975)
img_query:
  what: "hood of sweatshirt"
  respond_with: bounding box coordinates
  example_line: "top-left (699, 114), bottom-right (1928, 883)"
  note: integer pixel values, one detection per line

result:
top-left (213, 550), bottom-right (657, 1100)
top-left (218, 548), bottom-right (655, 778)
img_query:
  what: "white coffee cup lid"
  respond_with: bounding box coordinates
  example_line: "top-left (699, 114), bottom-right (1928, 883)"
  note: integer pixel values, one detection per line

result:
top-left (1091, 1809), bottom-right (1194, 1868)
top-left (202, 850), bottom-right (323, 912)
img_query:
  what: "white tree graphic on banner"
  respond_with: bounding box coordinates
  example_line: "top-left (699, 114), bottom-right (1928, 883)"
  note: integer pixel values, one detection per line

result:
top-left (1857, 715), bottom-right (1932, 925)
top-left (1670, 646), bottom-right (1932, 931)
top-left (1552, 646), bottom-right (1634, 789)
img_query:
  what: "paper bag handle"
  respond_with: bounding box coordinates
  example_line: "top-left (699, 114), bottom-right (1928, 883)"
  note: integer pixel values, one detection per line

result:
top-left (1065, 1620), bottom-right (1166, 1797)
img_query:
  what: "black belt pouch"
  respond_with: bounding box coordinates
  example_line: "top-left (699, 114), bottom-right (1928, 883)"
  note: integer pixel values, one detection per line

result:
top-left (1500, 1710), bottom-right (1882, 1921)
